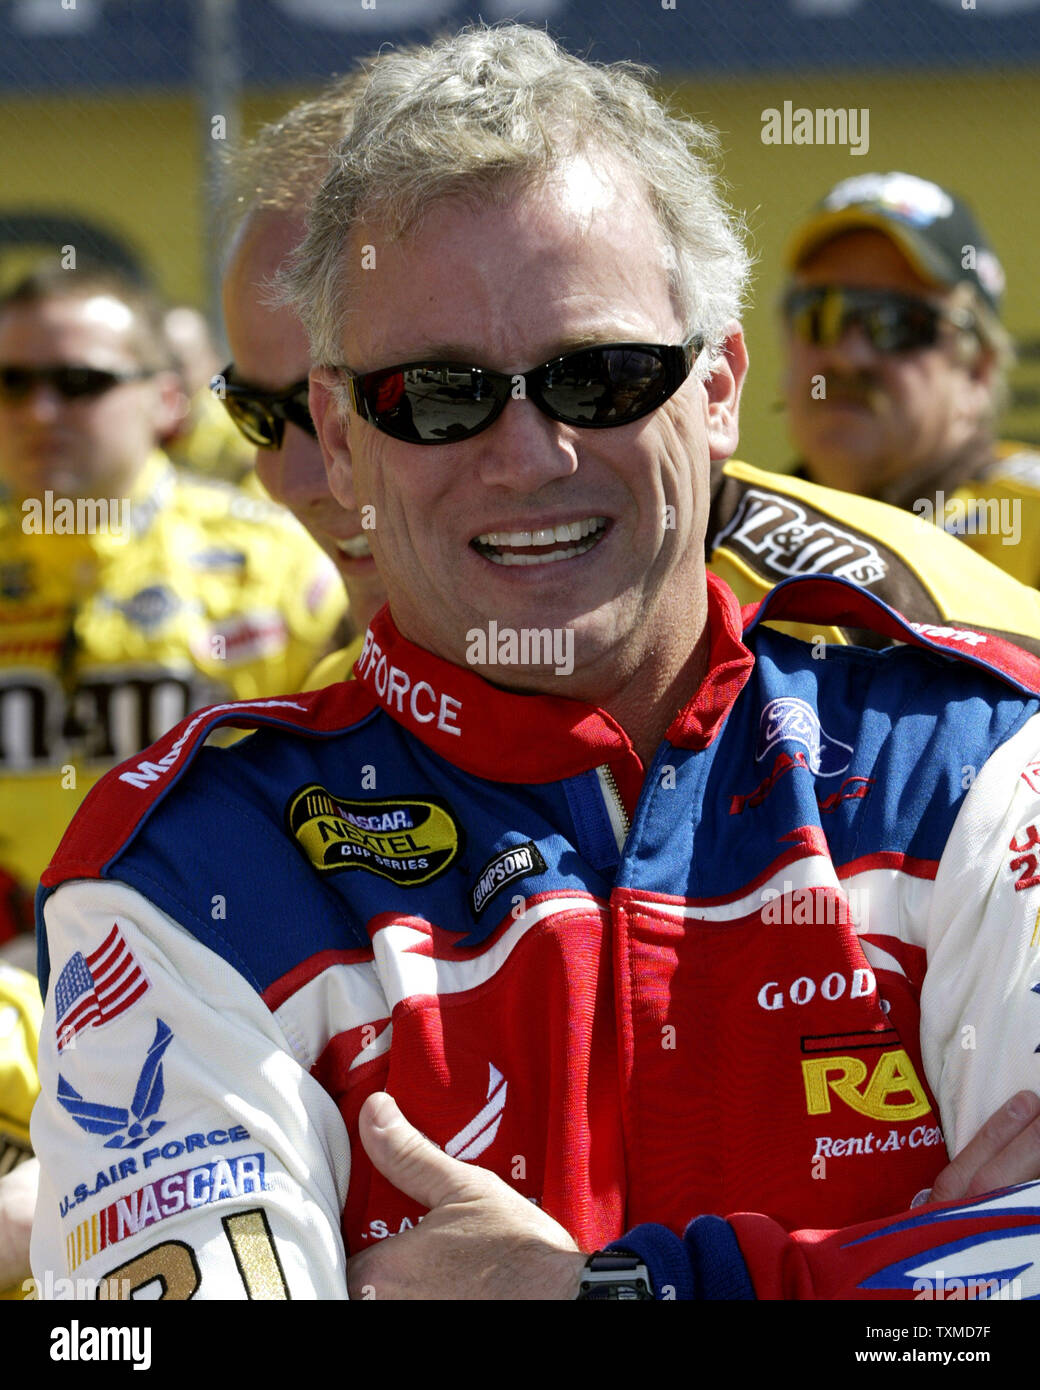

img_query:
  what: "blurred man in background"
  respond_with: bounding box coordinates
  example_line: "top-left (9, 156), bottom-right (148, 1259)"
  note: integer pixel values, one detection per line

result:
top-left (781, 171), bottom-right (1040, 588)
top-left (219, 72), bottom-right (387, 676)
top-left (0, 263), bottom-right (345, 960)
top-left (161, 304), bottom-right (254, 484)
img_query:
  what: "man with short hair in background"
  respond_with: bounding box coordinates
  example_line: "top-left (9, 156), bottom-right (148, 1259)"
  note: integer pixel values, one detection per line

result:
top-left (160, 303), bottom-right (254, 484)
top-left (780, 171), bottom-right (1040, 588)
top-left (218, 73), bottom-right (387, 665)
top-left (0, 263), bottom-right (345, 962)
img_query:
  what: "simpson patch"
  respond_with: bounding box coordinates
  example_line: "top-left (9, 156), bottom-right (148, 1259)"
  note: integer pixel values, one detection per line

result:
top-left (470, 842), bottom-right (547, 917)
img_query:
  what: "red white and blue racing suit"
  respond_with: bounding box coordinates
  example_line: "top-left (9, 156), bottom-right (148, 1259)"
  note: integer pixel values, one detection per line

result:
top-left (28, 573), bottom-right (1040, 1298)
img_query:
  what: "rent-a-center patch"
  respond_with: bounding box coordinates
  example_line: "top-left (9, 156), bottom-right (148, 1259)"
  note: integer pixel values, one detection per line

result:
top-left (287, 785), bottom-right (462, 885)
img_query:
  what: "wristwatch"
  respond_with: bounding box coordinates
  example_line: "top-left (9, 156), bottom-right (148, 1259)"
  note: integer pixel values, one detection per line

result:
top-left (575, 1250), bottom-right (654, 1300)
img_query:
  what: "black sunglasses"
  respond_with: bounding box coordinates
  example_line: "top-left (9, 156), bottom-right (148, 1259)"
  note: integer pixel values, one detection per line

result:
top-left (782, 286), bottom-right (975, 354)
top-left (333, 340), bottom-right (704, 446)
top-left (214, 363), bottom-right (316, 450)
top-left (0, 364), bottom-right (154, 403)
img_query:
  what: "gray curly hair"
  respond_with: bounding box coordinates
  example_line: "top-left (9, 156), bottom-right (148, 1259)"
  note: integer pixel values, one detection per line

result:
top-left (283, 24), bottom-right (751, 372)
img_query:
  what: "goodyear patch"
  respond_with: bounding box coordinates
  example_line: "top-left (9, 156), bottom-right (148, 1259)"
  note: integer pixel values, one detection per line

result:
top-left (287, 786), bottom-right (462, 885)
top-left (471, 841), bottom-right (547, 918)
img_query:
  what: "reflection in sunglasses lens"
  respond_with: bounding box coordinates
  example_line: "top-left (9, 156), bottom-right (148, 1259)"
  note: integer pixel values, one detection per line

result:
top-left (348, 342), bottom-right (695, 445)
top-left (785, 289), bottom-right (942, 353)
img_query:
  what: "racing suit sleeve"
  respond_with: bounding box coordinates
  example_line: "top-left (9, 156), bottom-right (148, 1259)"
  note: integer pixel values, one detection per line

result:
top-left (30, 881), bottom-right (351, 1300)
top-left (610, 713), bottom-right (1040, 1299)
top-left (612, 1182), bottom-right (1040, 1300)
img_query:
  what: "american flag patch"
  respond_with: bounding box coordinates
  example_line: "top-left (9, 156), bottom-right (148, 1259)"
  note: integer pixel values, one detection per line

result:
top-left (54, 925), bottom-right (149, 1051)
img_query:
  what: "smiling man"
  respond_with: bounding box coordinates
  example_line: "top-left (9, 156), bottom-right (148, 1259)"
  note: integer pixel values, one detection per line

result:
top-left (305, 157), bottom-right (739, 760)
top-left (29, 28), bottom-right (1040, 1300)
top-left (223, 79), bottom-right (1040, 666)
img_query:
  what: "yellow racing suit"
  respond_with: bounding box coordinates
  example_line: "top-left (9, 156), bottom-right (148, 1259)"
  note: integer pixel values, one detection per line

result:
top-left (0, 963), bottom-right (40, 1300)
top-left (941, 443), bottom-right (1040, 590)
top-left (0, 452), bottom-right (346, 942)
top-left (709, 458), bottom-right (1040, 648)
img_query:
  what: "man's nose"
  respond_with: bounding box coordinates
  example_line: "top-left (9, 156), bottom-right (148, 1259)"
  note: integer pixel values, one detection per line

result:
top-left (474, 394), bottom-right (579, 492)
top-left (822, 319), bottom-right (883, 371)
top-left (14, 381), bottom-right (64, 421)
top-left (263, 427), bottom-right (334, 510)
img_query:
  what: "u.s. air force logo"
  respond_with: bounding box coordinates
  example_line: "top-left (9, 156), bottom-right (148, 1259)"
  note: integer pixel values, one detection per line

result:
top-left (287, 786), bottom-right (462, 885)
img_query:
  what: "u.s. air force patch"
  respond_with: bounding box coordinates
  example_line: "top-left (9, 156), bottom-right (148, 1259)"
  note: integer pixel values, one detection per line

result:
top-left (286, 786), bottom-right (462, 885)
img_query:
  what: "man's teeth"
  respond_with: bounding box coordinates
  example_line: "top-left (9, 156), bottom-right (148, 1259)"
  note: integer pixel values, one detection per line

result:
top-left (478, 516), bottom-right (605, 547)
top-left (337, 535), bottom-right (372, 558)
top-left (475, 516), bottom-right (607, 565)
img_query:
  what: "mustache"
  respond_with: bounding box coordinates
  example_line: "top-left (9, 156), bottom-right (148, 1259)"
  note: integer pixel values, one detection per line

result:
top-left (818, 375), bottom-right (887, 409)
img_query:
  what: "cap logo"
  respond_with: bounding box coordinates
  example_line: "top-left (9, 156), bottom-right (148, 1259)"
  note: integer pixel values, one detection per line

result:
top-left (975, 249), bottom-right (1006, 299)
top-left (824, 172), bottom-right (953, 226)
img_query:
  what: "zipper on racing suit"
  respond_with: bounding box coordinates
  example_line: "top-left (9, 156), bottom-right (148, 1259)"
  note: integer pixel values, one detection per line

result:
top-left (596, 764), bottom-right (631, 854)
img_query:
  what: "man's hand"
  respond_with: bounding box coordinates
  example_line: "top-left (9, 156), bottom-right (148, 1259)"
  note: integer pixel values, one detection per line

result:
top-left (0, 1156), bottom-right (37, 1291)
top-left (346, 1092), bottom-right (586, 1300)
top-left (345, 1091), bottom-right (1040, 1298)
top-left (929, 1091), bottom-right (1040, 1204)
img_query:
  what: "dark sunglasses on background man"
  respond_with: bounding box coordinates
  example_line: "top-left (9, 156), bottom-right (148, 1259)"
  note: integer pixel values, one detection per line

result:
top-left (333, 339), bottom-right (705, 446)
top-left (782, 286), bottom-right (976, 354)
top-left (0, 364), bottom-right (155, 402)
top-left (214, 364), bottom-right (316, 450)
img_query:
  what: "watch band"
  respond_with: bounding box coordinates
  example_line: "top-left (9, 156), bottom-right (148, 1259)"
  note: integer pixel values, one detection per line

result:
top-left (575, 1249), bottom-right (654, 1300)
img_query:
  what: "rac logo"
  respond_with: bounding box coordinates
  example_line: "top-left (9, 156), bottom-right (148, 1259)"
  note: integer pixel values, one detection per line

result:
top-left (802, 1047), bottom-right (931, 1121)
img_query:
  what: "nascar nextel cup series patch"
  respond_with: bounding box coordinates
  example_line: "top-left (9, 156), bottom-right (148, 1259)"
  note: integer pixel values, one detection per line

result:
top-left (286, 786), bottom-right (462, 885)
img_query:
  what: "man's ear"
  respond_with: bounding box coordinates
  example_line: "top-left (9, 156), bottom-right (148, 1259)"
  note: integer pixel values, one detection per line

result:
top-left (949, 337), bottom-right (1000, 438)
top-left (703, 322), bottom-right (748, 462)
top-left (309, 369), bottom-right (356, 511)
top-left (965, 338), bottom-right (999, 391)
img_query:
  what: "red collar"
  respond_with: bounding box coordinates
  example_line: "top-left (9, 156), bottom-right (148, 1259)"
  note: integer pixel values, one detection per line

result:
top-left (666, 570), bottom-right (757, 750)
top-left (353, 572), bottom-right (755, 802)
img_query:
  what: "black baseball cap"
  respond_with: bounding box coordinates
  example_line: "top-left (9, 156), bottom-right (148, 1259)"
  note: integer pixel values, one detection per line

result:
top-left (785, 172), bottom-right (1005, 314)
